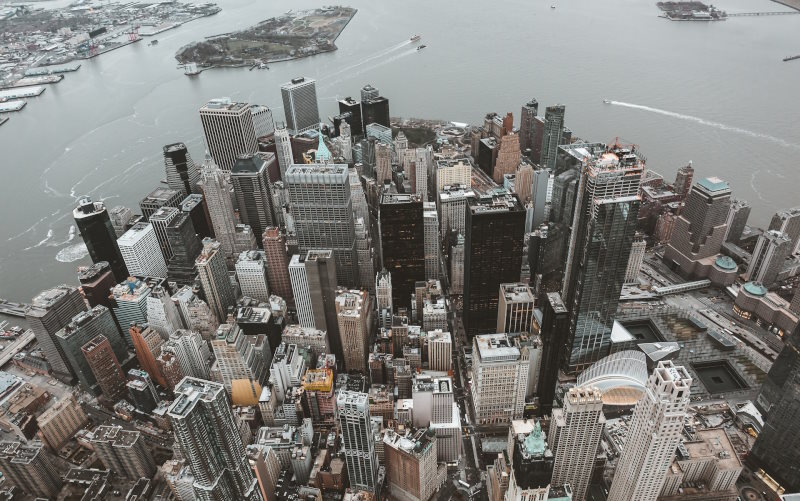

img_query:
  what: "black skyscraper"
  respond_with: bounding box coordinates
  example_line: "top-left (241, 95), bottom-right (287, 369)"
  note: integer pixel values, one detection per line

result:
top-left (73, 197), bottom-right (129, 282)
top-left (165, 212), bottom-right (203, 286)
top-left (361, 96), bottom-right (390, 129)
top-left (338, 97), bottom-right (363, 136)
top-left (77, 262), bottom-right (117, 310)
top-left (537, 292), bottom-right (569, 416)
top-left (163, 142), bottom-right (200, 196)
top-left (751, 323), bottom-right (800, 491)
top-left (379, 193), bottom-right (425, 309)
top-left (463, 192), bottom-right (525, 338)
top-left (180, 194), bottom-right (214, 240)
top-left (231, 153), bottom-right (276, 244)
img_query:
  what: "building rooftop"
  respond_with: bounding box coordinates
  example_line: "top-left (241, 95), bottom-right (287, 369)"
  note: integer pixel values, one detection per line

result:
top-left (680, 428), bottom-right (742, 471)
top-left (302, 368), bottom-right (333, 392)
top-left (743, 281), bottom-right (768, 297)
top-left (117, 222), bottom-right (152, 246)
top-left (697, 176), bottom-right (730, 193)
top-left (168, 377), bottom-right (224, 417)
top-left (474, 333), bottom-right (521, 362)
top-left (91, 425), bottom-right (140, 448)
top-left (201, 97), bottom-right (249, 112)
top-left (232, 154), bottom-right (267, 174)
top-left (500, 283), bottom-right (534, 303)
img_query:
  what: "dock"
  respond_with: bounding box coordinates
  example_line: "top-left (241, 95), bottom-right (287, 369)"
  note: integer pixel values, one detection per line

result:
top-left (727, 11), bottom-right (799, 16)
top-left (3, 75), bottom-right (64, 88)
top-left (0, 117), bottom-right (7, 127)
top-left (0, 101), bottom-right (26, 113)
top-left (24, 63), bottom-right (81, 76)
top-left (0, 300), bottom-right (30, 318)
top-left (0, 86), bottom-right (45, 100)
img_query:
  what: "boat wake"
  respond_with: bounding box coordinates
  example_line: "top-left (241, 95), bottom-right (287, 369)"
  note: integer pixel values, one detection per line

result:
top-left (319, 39), bottom-right (412, 83)
top-left (55, 243), bottom-right (88, 263)
top-left (24, 229), bottom-right (54, 250)
top-left (608, 101), bottom-right (800, 150)
top-left (324, 48), bottom-right (418, 89)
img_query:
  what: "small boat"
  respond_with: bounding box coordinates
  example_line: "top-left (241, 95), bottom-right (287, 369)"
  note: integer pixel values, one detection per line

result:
top-left (149, 39), bottom-right (159, 46)
top-left (603, 99), bottom-right (611, 104)
top-left (551, 4), bottom-right (556, 8)
top-left (417, 45), bottom-right (426, 51)
top-left (410, 35), bottom-right (421, 42)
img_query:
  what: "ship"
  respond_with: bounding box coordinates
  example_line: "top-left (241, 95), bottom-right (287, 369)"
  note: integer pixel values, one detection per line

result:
top-left (417, 45), bottom-right (426, 51)
top-left (603, 99), bottom-right (611, 104)
top-left (184, 63), bottom-right (201, 76)
top-left (551, 5), bottom-right (556, 8)
top-left (149, 39), bottom-right (159, 46)
top-left (410, 35), bottom-right (421, 42)
top-left (783, 55), bottom-right (800, 62)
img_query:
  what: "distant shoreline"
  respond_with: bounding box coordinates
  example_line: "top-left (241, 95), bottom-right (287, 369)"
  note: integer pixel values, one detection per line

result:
top-left (771, 0), bottom-right (800, 11)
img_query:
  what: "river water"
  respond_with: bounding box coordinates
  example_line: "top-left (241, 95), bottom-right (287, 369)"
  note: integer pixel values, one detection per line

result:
top-left (0, 0), bottom-right (799, 302)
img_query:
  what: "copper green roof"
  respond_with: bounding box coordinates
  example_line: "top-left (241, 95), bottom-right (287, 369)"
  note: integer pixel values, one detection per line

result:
top-left (743, 282), bottom-right (767, 297)
top-left (714, 255), bottom-right (737, 271)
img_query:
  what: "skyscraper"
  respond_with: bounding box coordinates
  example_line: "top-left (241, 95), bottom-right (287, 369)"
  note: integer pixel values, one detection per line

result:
top-left (149, 206), bottom-right (180, 263)
top-left (76, 262), bottom-right (117, 310)
top-left (607, 361), bottom-right (692, 501)
top-left (497, 283), bottom-right (535, 334)
top-left (231, 154), bottom-right (276, 241)
top-left (0, 441), bottom-right (63, 498)
top-left (27, 285), bottom-right (88, 382)
top-left (130, 323), bottom-right (168, 387)
top-left (163, 330), bottom-right (211, 380)
top-left (471, 333), bottom-right (529, 424)
top-left (493, 133), bottom-right (521, 184)
top-left (539, 104), bottom-right (565, 171)
top-left (379, 192), bottom-right (425, 309)
top-left (383, 428), bottom-right (439, 501)
top-left (211, 323), bottom-right (270, 395)
top-left (768, 206), bottom-right (800, 253)
top-left (624, 233), bottom-right (646, 284)
top-left (286, 163), bottom-right (358, 286)
top-left (376, 269), bottom-right (393, 329)
top-left (198, 154), bottom-right (238, 257)
top-left (746, 229), bottom-right (792, 286)
top-left (91, 425), bottom-right (156, 479)
top-left (168, 378), bottom-right (263, 500)
top-left (236, 251), bottom-right (270, 302)
top-left (562, 145), bottom-right (643, 373)
top-left (338, 96), bottom-right (364, 136)
top-left (289, 254), bottom-right (314, 328)
top-left (376, 142), bottom-right (392, 185)
top-left (200, 97), bottom-right (258, 171)
top-left (450, 234), bottom-right (465, 295)
top-left (548, 387), bottom-right (605, 501)
top-left (360, 84), bottom-right (390, 128)
top-left (305, 250), bottom-right (342, 363)
top-left (110, 277), bottom-right (152, 345)
top-left (165, 211), bottom-right (203, 285)
top-left (281, 77), bottom-right (320, 134)
top-left (673, 161), bottom-right (694, 197)
top-left (428, 330), bottom-right (452, 372)
top-left (250, 104), bottom-right (275, 138)
top-left (537, 293), bottom-right (569, 417)
top-left (463, 191), bottom-right (526, 338)
top-left (273, 123), bottom-right (294, 179)
top-left (723, 198), bottom-right (750, 243)
top-left (423, 202), bottom-right (440, 280)
top-left (336, 289), bottom-right (371, 373)
top-left (751, 323), bottom-right (800, 491)
top-left (74, 197), bottom-right (129, 282)
top-left (164, 142), bottom-right (200, 196)
top-left (664, 177), bottom-right (732, 278)
top-left (82, 335), bottom-right (127, 402)
top-left (519, 98), bottom-right (539, 153)
top-left (139, 186), bottom-right (183, 221)
top-left (55, 306), bottom-right (128, 394)
top-left (337, 391), bottom-right (379, 492)
top-left (146, 284), bottom-right (183, 337)
top-left (262, 227), bottom-right (292, 301)
top-left (197, 238), bottom-right (235, 322)
top-left (118, 222), bottom-right (168, 278)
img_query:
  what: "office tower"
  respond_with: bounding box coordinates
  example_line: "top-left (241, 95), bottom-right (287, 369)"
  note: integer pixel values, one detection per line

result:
top-left (607, 361), bottom-right (692, 501)
top-left (268, 342), bottom-right (306, 403)
top-left (82, 334), bottom-right (127, 402)
top-left (273, 123), bottom-right (294, 180)
top-left (27, 285), bottom-right (88, 382)
top-left (286, 163), bottom-right (358, 286)
top-left (37, 395), bottom-right (89, 451)
top-left (549, 387), bottom-right (605, 501)
top-left (305, 250), bottom-right (343, 361)
top-left (149, 206), bottom-right (180, 263)
top-left (366, 122), bottom-right (392, 146)
top-left (383, 428), bottom-right (438, 501)
top-left (562, 146), bottom-right (643, 373)
top-left (147, 285), bottom-right (183, 337)
top-left (91, 425), bottom-right (156, 479)
top-left (165, 211), bottom-right (203, 285)
top-left (169, 378), bottom-right (263, 500)
top-left (769, 206), bottom-right (800, 253)
top-left (338, 96), bottom-right (364, 136)
top-left (421, 202), bottom-right (440, 281)
top-left (198, 154), bottom-right (238, 257)
top-left (354, 217), bottom-right (376, 293)
top-left (376, 269), bottom-right (393, 329)
top-left (262, 227), bottom-right (292, 300)
top-left (180, 193), bottom-right (213, 240)
top-left (746, 229), bottom-right (792, 286)
top-left (537, 293), bottom-right (569, 416)
top-left (172, 286), bottom-right (218, 339)
top-left (449, 234), bottom-right (465, 295)
top-left (540, 105), bottom-right (565, 171)
top-left (55, 306), bottom-right (128, 394)
top-left (163, 330), bottom-right (210, 380)
top-left (337, 391), bottom-right (379, 492)
top-left (514, 163), bottom-right (533, 203)
top-left (428, 329), bottom-right (452, 372)
top-left (289, 254), bottom-right (314, 327)
top-left (529, 166), bottom-right (550, 229)
top-left (497, 283), bottom-right (535, 334)
top-left (752, 322), bottom-right (800, 490)
top-left (129, 323), bottom-right (167, 387)
top-left (361, 85), bottom-right (390, 128)
top-left (435, 159), bottom-right (471, 191)
top-left (673, 161), bottom-right (694, 197)
top-left (0, 441), bottom-right (63, 498)
top-left (110, 205), bottom-right (135, 237)
top-left (200, 97), bottom-right (258, 171)
top-left (463, 192), bottom-right (526, 338)
top-left (118, 222), bottom-right (168, 278)
top-left (722, 198), bottom-right (750, 243)
top-left (110, 277), bottom-right (153, 346)
top-left (77, 262), bottom-right (117, 309)
top-left (236, 251), bottom-right (270, 302)
top-left (664, 177), bottom-right (732, 276)
top-left (250, 104), bottom-right (274, 138)
top-left (139, 186), bottom-right (183, 221)
top-left (247, 446), bottom-right (281, 501)
top-left (234, 223), bottom-right (258, 253)
top-left (624, 233), bottom-right (646, 284)
top-left (281, 77), bottom-right (320, 134)
top-left (164, 143), bottom-right (200, 196)
top-left (493, 133), bottom-right (521, 184)
top-left (336, 289), bottom-right (371, 373)
top-left (376, 142), bottom-right (392, 185)
top-left (471, 333), bottom-right (529, 424)
top-left (212, 323), bottom-right (270, 395)
top-left (379, 192), bottom-right (425, 309)
top-left (660, 429), bottom-right (743, 499)
top-left (74, 196), bottom-right (129, 282)
top-left (197, 238), bottom-right (236, 322)
top-left (507, 419), bottom-right (554, 491)
top-left (415, 147), bottom-right (431, 201)
top-left (127, 368), bottom-right (160, 412)
top-left (231, 154), bottom-right (276, 240)
top-left (519, 99), bottom-right (539, 153)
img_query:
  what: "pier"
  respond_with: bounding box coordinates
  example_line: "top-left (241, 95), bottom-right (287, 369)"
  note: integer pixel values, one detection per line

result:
top-left (0, 300), bottom-right (30, 318)
top-left (0, 85), bottom-right (45, 100)
top-left (727, 11), bottom-right (799, 16)
top-left (24, 63), bottom-right (81, 77)
top-left (0, 101), bottom-right (26, 113)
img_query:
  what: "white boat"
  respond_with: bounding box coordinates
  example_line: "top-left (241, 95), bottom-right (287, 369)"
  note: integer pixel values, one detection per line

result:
top-left (551, 5), bottom-right (556, 8)
top-left (603, 99), bottom-right (611, 104)
top-left (410, 35), bottom-right (421, 42)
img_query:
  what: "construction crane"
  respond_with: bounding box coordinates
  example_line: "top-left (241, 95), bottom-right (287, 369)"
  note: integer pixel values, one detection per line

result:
top-left (126, 25), bottom-right (140, 42)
